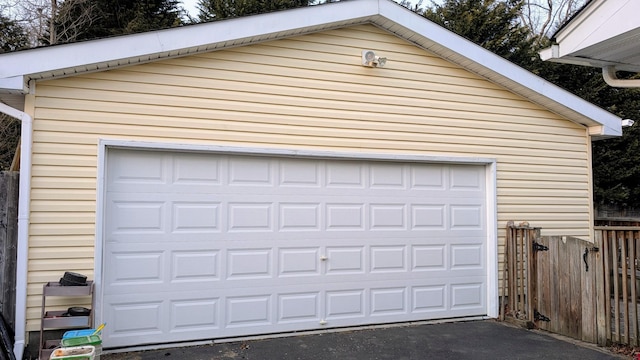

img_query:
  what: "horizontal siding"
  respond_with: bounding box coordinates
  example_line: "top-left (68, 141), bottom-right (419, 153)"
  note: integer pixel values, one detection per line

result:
top-left (24, 24), bottom-right (592, 331)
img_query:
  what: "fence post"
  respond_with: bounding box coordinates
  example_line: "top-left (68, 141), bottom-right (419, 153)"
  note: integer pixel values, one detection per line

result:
top-left (0, 171), bottom-right (19, 331)
top-left (594, 230), bottom-right (608, 346)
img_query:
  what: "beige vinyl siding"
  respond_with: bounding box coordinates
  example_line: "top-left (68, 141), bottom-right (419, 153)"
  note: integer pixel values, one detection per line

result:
top-left (25, 24), bottom-right (591, 330)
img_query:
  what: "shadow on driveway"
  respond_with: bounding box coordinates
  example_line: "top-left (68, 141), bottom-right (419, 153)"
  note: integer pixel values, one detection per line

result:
top-left (101, 320), bottom-right (626, 360)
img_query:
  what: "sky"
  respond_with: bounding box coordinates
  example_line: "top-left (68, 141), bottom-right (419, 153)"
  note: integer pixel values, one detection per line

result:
top-left (181, 0), bottom-right (199, 18)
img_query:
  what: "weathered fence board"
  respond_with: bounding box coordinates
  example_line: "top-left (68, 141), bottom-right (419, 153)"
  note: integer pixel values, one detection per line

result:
top-left (501, 222), bottom-right (540, 322)
top-left (0, 171), bottom-right (19, 332)
top-left (534, 236), bottom-right (596, 341)
top-left (595, 227), bottom-right (640, 346)
top-left (502, 223), bottom-right (598, 344)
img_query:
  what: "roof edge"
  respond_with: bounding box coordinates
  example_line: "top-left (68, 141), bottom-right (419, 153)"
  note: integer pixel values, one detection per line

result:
top-left (0, 0), bottom-right (622, 138)
top-left (0, 1), bottom-right (379, 80)
top-left (372, 2), bottom-right (622, 138)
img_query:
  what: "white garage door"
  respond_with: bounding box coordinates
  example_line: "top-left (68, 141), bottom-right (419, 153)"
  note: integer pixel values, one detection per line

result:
top-left (101, 148), bottom-right (487, 348)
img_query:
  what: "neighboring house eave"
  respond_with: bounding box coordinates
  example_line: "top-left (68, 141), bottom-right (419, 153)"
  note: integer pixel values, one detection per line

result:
top-left (0, 0), bottom-right (621, 138)
top-left (540, 0), bottom-right (640, 74)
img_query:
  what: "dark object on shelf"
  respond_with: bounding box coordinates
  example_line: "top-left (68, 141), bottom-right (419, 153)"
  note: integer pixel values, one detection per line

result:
top-left (60, 272), bottom-right (88, 286)
top-left (64, 307), bottom-right (91, 317)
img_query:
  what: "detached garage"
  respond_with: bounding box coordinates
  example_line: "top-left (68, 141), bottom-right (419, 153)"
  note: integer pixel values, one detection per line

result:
top-left (0, 0), bottom-right (622, 357)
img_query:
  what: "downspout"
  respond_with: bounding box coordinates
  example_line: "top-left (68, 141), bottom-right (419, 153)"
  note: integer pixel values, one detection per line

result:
top-left (603, 66), bottom-right (640, 88)
top-left (0, 101), bottom-right (32, 360)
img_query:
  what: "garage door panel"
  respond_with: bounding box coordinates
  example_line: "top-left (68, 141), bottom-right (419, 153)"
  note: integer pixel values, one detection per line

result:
top-left (107, 149), bottom-right (167, 187)
top-left (104, 250), bottom-right (168, 291)
top-left (279, 159), bottom-right (321, 187)
top-left (369, 245), bottom-right (407, 272)
top-left (449, 166), bottom-right (484, 190)
top-left (107, 201), bottom-right (166, 235)
top-left (325, 289), bottom-right (366, 320)
top-left (226, 295), bottom-right (272, 328)
top-left (410, 165), bottom-right (445, 189)
top-left (172, 153), bottom-right (221, 186)
top-left (172, 202), bottom-right (221, 233)
top-left (105, 294), bottom-right (223, 347)
top-left (326, 162), bottom-right (365, 188)
top-left (370, 287), bottom-right (407, 316)
top-left (326, 203), bottom-right (365, 230)
top-left (451, 244), bottom-right (484, 269)
top-left (228, 157), bottom-right (274, 186)
top-left (412, 245), bottom-right (446, 270)
top-left (325, 246), bottom-right (365, 274)
top-left (279, 203), bottom-right (321, 231)
top-left (413, 285), bottom-right (447, 312)
top-left (411, 204), bottom-right (446, 229)
top-left (450, 204), bottom-right (485, 229)
top-left (451, 282), bottom-right (485, 310)
top-left (107, 298), bottom-right (165, 338)
top-left (226, 248), bottom-right (273, 279)
top-left (277, 292), bottom-right (321, 324)
top-left (171, 250), bottom-right (221, 282)
top-left (169, 297), bottom-right (221, 333)
top-left (103, 150), bottom-right (488, 348)
top-left (278, 248), bottom-right (321, 277)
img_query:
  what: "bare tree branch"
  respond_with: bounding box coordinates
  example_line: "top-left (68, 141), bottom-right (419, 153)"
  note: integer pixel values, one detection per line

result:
top-left (519, 0), bottom-right (586, 43)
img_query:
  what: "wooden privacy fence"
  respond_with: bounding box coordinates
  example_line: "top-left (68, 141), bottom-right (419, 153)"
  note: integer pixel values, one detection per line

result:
top-left (501, 222), bottom-right (600, 344)
top-left (0, 171), bottom-right (19, 332)
top-left (595, 226), bottom-right (640, 346)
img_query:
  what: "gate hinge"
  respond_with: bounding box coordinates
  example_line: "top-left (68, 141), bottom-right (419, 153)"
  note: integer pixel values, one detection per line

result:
top-left (534, 310), bottom-right (550, 322)
top-left (532, 242), bottom-right (549, 252)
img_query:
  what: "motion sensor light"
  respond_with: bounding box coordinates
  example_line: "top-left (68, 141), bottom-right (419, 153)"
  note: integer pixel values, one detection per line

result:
top-left (362, 50), bottom-right (386, 67)
top-left (622, 119), bottom-right (635, 127)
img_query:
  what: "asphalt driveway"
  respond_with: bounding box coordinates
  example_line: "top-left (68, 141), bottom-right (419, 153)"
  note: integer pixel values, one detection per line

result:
top-left (101, 320), bottom-right (627, 360)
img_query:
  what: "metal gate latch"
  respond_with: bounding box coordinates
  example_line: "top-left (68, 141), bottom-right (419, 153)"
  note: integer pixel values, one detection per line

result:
top-left (534, 310), bottom-right (550, 322)
top-left (532, 242), bottom-right (548, 252)
top-left (583, 247), bottom-right (599, 272)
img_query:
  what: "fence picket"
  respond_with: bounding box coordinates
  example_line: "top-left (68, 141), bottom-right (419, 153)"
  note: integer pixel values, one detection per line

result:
top-left (595, 226), bottom-right (640, 346)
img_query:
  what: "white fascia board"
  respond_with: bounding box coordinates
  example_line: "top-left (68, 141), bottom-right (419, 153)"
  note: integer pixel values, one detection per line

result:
top-left (539, 45), bottom-right (600, 67)
top-left (538, 46), bottom-right (556, 61)
top-left (0, 0), bottom-right (378, 80)
top-left (0, 76), bottom-right (27, 93)
top-left (376, 1), bottom-right (621, 137)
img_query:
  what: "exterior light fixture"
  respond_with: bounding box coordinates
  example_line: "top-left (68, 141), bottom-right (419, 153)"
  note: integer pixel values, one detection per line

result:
top-left (622, 119), bottom-right (635, 127)
top-left (362, 50), bottom-right (387, 67)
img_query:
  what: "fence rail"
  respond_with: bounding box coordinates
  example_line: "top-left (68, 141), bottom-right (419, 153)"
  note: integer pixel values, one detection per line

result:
top-left (595, 226), bottom-right (640, 346)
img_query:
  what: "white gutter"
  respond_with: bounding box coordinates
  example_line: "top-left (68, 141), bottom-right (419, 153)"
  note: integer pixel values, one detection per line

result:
top-left (0, 102), bottom-right (32, 360)
top-left (603, 66), bottom-right (640, 88)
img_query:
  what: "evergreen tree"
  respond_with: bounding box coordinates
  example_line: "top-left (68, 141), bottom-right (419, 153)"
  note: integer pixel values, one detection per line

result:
top-left (197, 0), bottom-right (310, 22)
top-left (51, 0), bottom-right (185, 44)
top-left (0, 13), bottom-right (30, 53)
top-left (0, 14), bottom-right (27, 170)
top-left (423, 0), bottom-right (537, 68)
